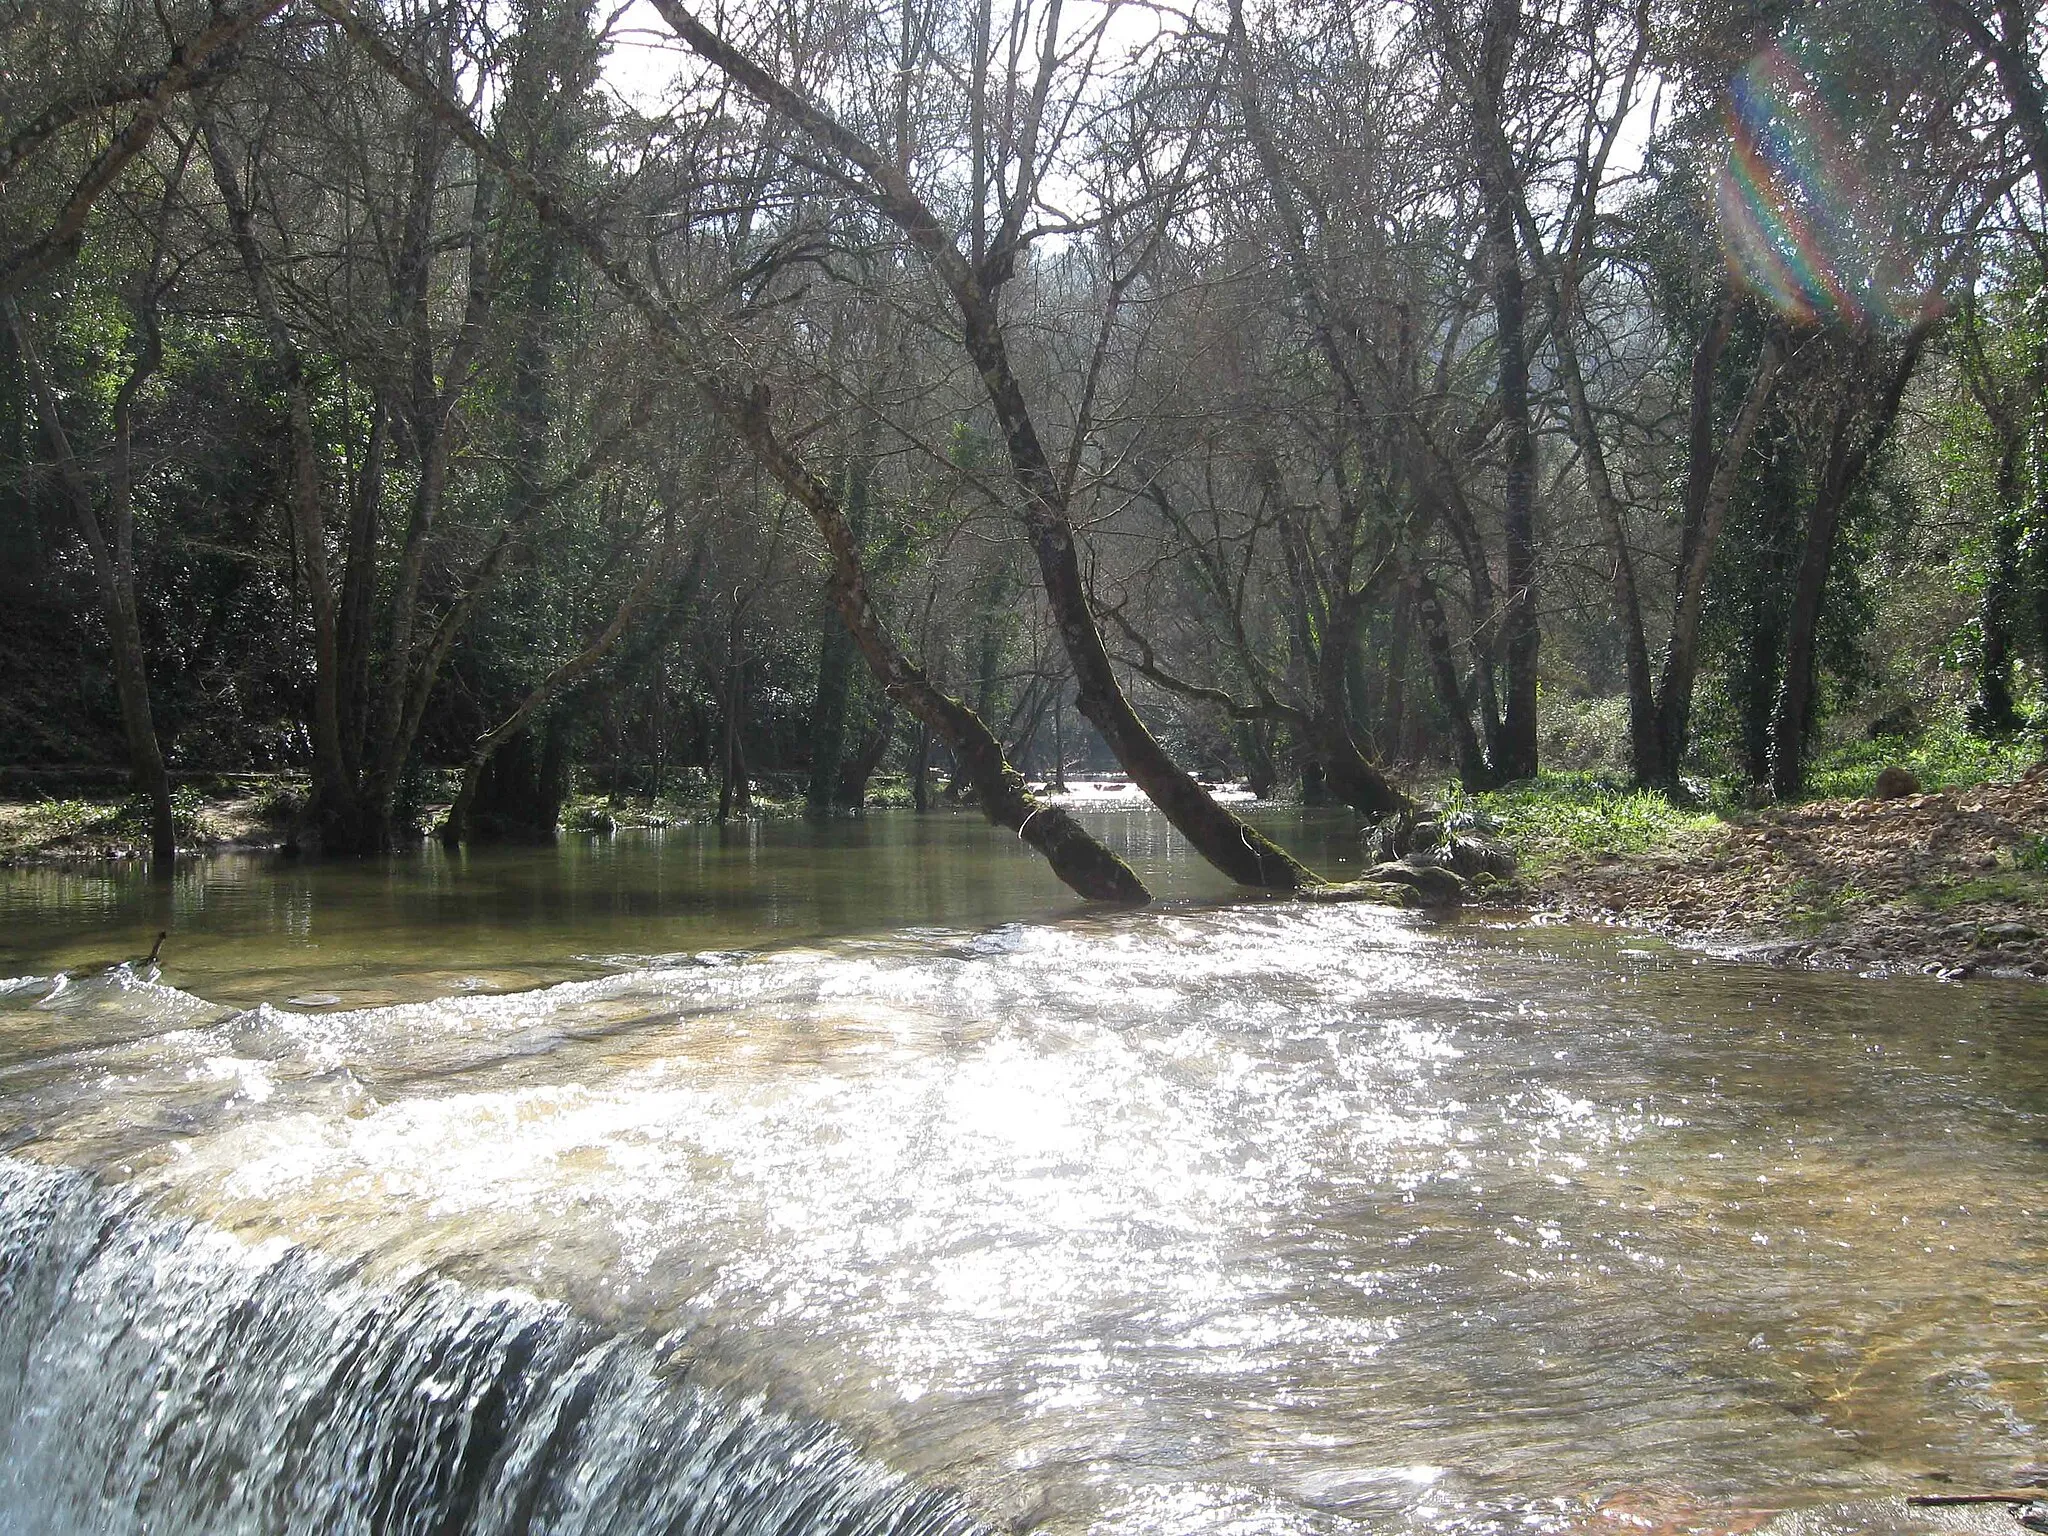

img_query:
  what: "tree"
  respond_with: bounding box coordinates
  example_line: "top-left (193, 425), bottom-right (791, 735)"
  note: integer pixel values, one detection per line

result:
top-left (656, 0), bottom-right (1341, 890)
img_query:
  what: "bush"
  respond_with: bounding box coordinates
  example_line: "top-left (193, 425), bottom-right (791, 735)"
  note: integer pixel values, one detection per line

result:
top-left (254, 779), bottom-right (309, 826)
top-left (107, 787), bottom-right (214, 842)
top-left (2, 787), bottom-right (214, 854)
top-left (561, 797), bottom-right (617, 834)
top-left (1537, 693), bottom-right (1633, 776)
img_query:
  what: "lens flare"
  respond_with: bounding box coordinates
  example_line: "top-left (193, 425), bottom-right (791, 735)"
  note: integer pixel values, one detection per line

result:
top-left (1715, 45), bottom-right (1914, 328)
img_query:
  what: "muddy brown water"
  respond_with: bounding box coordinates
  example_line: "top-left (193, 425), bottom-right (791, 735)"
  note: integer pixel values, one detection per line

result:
top-left (0, 805), bottom-right (2041, 1534)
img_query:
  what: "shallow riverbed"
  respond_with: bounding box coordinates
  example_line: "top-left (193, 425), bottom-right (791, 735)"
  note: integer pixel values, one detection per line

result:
top-left (0, 808), bottom-right (2042, 1535)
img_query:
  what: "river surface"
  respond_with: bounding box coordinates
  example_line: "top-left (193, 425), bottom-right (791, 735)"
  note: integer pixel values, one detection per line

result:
top-left (0, 806), bottom-right (2043, 1535)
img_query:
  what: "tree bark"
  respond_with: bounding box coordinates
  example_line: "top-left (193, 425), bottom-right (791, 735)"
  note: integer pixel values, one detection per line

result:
top-left (0, 0), bottom-right (290, 296)
top-left (321, 0), bottom-right (1148, 903)
top-left (1437, 0), bottom-right (1656, 781)
top-left (1307, 592), bottom-right (1406, 819)
top-left (1487, 192), bottom-right (1541, 782)
top-left (202, 110), bottom-right (357, 847)
top-left (1767, 410), bottom-right (1855, 801)
top-left (1648, 317), bottom-right (1785, 786)
top-left (1976, 487), bottom-right (2023, 732)
top-left (729, 393), bottom-right (1155, 901)
top-left (911, 720), bottom-right (932, 812)
top-left (651, 0), bottom-right (1323, 892)
top-left (1768, 324), bottom-right (1931, 798)
top-left (1228, 0), bottom-right (1424, 812)
top-left (444, 531), bottom-right (703, 844)
top-left (727, 390), bottom-right (1149, 901)
top-left (808, 603), bottom-right (858, 813)
top-left (808, 464), bottom-right (869, 814)
top-left (837, 704), bottom-right (895, 808)
top-left (1410, 566), bottom-right (1494, 792)
top-left (4, 298), bottom-right (175, 867)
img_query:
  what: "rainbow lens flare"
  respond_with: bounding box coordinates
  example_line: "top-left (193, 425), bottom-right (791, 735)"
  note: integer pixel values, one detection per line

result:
top-left (1714, 44), bottom-right (1918, 329)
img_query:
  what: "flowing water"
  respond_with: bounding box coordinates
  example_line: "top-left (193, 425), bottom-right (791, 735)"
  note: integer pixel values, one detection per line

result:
top-left (0, 807), bottom-right (2043, 1535)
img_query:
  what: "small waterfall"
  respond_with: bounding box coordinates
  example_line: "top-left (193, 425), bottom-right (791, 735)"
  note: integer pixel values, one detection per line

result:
top-left (0, 1158), bottom-right (985, 1536)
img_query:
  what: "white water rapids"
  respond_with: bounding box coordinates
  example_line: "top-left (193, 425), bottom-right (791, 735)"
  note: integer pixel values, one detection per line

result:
top-left (1, 901), bottom-right (2043, 1534)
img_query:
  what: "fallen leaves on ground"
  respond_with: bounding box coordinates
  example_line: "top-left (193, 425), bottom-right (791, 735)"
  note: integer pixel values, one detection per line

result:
top-left (1531, 770), bottom-right (2048, 980)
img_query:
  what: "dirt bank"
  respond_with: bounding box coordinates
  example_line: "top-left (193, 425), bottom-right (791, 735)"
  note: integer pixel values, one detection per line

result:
top-left (1530, 770), bottom-right (2048, 980)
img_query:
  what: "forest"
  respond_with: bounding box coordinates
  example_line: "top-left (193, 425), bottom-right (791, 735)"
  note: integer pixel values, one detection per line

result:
top-left (5, 0), bottom-right (2047, 900)
top-left (10, 6), bottom-right (2048, 1525)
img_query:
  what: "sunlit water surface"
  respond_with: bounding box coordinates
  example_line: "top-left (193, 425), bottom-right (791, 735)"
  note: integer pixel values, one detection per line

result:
top-left (0, 808), bottom-right (2043, 1534)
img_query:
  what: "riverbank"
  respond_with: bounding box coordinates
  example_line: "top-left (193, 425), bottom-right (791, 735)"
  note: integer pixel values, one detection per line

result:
top-left (16, 760), bottom-right (2048, 985)
top-left (0, 775), bottom-right (837, 863)
top-left (0, 784), bottom-right (287, 863)
top-left (1508, 769), bottom-right (2048, 980)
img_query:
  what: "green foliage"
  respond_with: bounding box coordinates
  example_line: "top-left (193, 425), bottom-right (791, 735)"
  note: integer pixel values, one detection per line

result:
top-left (1434, 716), bottom-right (2041, 880)
top-left (1784, 875), bottom-right (1878, 933)
top-left (560, 798), bottom-right (617, 834)
top-left (1906, 871), bottom-right (2048, 912)
top-left (254, 780), bottom-right (308, 827)
top-left (2014, 834), bottom-right (2048, 873)
top-left (1535, 693), bottom-right (1631, 776)
top-left (1439, 772), bottom-right (1718, 873)
top-left (862, 774), bottom-right (915, 809)
top-left (0, 788), bottom-right (212, 855)
top-left (1802, 719), bottom-right (2041, 799)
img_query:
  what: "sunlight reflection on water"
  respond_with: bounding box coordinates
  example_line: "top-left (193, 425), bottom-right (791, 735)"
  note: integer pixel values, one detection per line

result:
top-left (2, 880), bottom-right (2045, 1533)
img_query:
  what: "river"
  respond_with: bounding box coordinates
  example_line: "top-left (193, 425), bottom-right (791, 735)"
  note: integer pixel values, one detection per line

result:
top-left (0, 806), bottom-right (2042, 1535)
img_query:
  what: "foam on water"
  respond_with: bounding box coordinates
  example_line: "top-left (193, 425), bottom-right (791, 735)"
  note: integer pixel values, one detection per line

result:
top-left (1, 903), bottom-right (2044, 1534)
top-left (0, 1156), bottom-right (984, 1536)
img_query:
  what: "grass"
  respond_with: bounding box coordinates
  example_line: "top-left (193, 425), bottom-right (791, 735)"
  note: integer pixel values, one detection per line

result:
top-left (1906, 870), bottom-right (2048, 912)
top-left (1438, 772), bottom-right (1720, 874)
top-left (1784, 875), bottom-right (1880, 933)
top-left (563, 775), bottom-right (816, 832)
top-left (1802, 720), bottom-right (2041, 800)
top-left (1426, 716), bottom-right (2046, 879)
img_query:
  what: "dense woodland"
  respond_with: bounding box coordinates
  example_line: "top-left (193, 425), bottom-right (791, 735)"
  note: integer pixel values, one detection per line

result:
top-left (3, 0), bottom-right (2047, 898)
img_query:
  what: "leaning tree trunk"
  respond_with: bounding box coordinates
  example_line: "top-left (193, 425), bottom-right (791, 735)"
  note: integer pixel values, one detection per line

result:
top-left (728, 391), bottom-right (1148, 902)
top-left (958, 308), bottom-right (1320, 889)
top-left (323, 4), bottom-right (1148, 903)
top-left (1769, 324), bottom-right (1930, 799)
top-left (649, 0), bottom-right (1321, 892)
